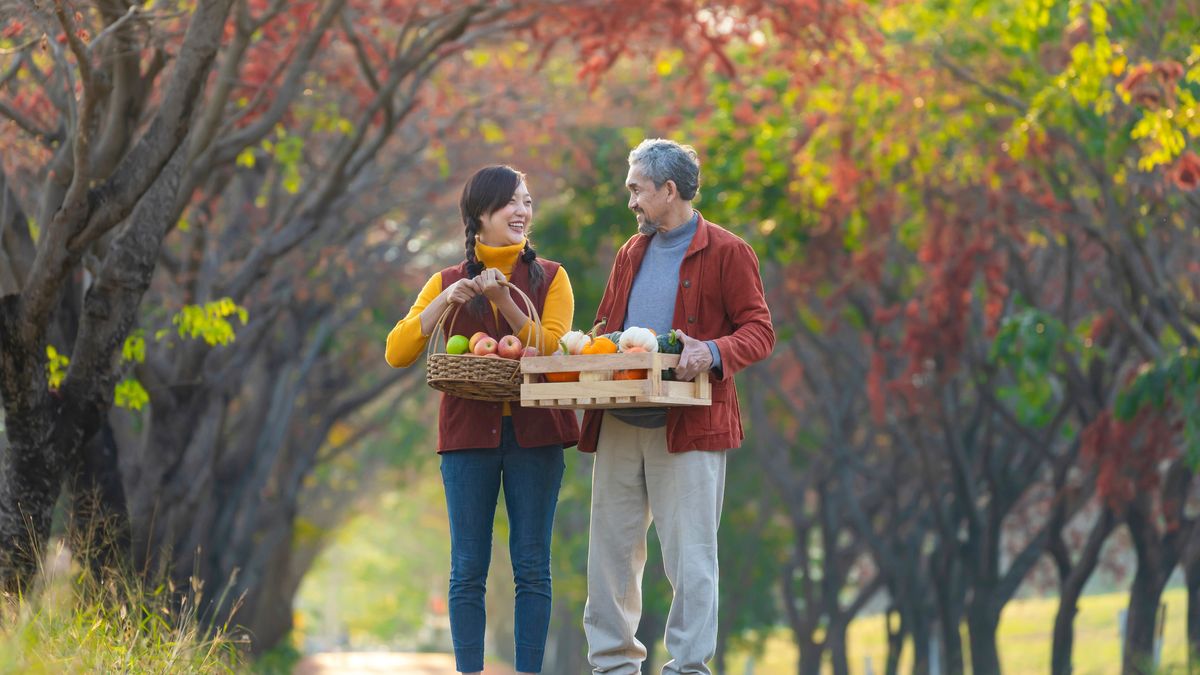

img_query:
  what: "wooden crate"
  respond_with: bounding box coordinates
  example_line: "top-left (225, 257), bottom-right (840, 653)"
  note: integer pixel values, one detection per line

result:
top-left (519, 352), bottom-right (711, 409)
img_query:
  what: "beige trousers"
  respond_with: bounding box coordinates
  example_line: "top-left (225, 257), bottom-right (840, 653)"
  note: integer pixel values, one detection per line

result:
top-left (583, 415), bottom-right (727, 675)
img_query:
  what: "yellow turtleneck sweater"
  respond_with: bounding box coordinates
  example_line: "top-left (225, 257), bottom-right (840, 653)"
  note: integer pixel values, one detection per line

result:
top-left (385, 239), bottom-right (574, 389)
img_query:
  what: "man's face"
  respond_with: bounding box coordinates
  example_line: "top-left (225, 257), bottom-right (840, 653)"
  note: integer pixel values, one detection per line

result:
top-left (626, 164), bottom-right (669, 235)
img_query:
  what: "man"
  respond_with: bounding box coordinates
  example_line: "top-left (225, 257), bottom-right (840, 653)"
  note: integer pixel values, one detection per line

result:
top-left (580, 139), bottom-right (775, 674)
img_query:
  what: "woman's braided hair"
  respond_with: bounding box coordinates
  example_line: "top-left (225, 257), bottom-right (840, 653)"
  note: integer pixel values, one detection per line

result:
top-left (459, 165), bottom-right (544, 316)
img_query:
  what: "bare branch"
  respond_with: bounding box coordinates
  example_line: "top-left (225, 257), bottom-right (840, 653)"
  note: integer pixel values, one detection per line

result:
top-left (932, 51), bottom-right (1028, 113)
top-left (189, 0), bottom-right (288, 160)
top-left (85, 4), bottom-right (141, 57)
top-left (202, 0), bottom-right (348, 169)
top-left (67, 0), bottom-right (236, 251)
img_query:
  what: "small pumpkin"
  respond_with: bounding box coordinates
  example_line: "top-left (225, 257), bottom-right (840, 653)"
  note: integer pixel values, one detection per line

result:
top-left (618, 326), bottom-right (658, 353)
top-left (614, 345), bottom-right (649, 380)
top-left (559, 331), bottom-right (591, 355)
top-left (545, 335), bottom-right (585, 381)
top-left (582, 336), bottom-right (618, 355)
top-left (656, 329), bottom-right (683, 355)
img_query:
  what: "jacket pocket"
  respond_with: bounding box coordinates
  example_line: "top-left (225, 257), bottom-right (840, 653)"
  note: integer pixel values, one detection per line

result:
top-left (701, 382), bottom-right (732, 433)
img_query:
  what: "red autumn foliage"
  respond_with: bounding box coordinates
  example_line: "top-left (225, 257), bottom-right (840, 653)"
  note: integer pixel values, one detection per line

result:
top-left (1118, 59), bottom-right (1185, 109)
top-left (1081, 410), bottom-right (1180, 510)
top-left (1171, 151), bottom-right (1200, 192)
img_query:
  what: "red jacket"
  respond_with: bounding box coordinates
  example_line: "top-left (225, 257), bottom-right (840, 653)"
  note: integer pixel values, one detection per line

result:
top-left (437, 258), bottom-right (580, 453)
top-left (579, 212), bottom-right (775, 453)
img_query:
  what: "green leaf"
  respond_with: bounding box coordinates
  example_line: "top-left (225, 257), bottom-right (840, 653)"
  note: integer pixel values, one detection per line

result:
top-left (114, 378), bottom-right (150, 411)
top-left (171, 298), bottom-right (250, 347)
top-left (122, 331), bottom-right (146, 364)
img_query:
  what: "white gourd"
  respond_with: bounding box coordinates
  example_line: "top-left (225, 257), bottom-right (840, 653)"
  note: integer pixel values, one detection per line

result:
top-left (559, 330), bottom-right (591, 355)
top-left (618, 327), bottom-right (658, 352)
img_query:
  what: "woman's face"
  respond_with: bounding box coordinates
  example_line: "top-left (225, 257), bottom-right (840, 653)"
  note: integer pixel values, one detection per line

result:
top-left (477, 180), bottom-right (532, 247)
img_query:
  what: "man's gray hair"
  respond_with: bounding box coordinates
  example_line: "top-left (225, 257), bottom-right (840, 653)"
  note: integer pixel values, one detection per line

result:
top-left (628, 138), bottom-right (701, 201)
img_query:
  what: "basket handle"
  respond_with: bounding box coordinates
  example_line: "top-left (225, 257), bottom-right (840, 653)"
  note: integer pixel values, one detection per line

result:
top-left (425, 278), bottom-right (544, 362)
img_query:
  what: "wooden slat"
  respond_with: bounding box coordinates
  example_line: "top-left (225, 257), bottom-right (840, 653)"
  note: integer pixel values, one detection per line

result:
top-left (519, 353), bottom-right (682, 373)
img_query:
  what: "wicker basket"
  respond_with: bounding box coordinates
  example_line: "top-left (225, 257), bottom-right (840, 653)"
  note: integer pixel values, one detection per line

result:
top-left (425, 279), bottom-right (542, 402)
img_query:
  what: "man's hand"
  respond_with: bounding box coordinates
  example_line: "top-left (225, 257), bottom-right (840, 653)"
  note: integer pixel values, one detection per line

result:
top-left (475, 267), bottom-right (509, 302)
top-left (674, 330), bottom-right (714, 381)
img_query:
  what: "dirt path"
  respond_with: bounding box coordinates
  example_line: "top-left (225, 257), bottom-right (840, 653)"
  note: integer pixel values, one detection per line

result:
top-left (294, 652), bottom-right (517, 674)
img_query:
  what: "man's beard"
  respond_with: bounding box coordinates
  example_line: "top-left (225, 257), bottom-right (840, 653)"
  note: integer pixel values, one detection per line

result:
top-left (635, 212), bottom-right (658, 235)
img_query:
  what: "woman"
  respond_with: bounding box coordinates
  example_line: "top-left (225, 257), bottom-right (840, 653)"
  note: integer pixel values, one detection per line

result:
top-left (385, 165), bottom-right (579, 675)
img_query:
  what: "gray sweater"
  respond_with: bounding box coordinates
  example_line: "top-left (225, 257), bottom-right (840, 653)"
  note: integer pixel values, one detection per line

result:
top-left (611, 212), bottom-right (720, 428)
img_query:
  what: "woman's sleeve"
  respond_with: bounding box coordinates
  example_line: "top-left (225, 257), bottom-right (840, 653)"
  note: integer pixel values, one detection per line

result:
top-left (385, 273), bottom-right (443, 368)
top-left (517, 266), bottom-right (574, 355)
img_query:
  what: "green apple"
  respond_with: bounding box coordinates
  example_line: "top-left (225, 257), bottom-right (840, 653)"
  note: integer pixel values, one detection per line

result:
top-left (446, 334), bottom-right (470, 355)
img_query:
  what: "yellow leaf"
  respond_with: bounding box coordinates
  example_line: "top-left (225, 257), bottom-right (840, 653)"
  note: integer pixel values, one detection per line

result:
top-left (479, 120), bottom-right (505, 144)
top-left (236, 148), bottom-right (256, 168)
top-left (1111, 54), bottom-right (1127, 77)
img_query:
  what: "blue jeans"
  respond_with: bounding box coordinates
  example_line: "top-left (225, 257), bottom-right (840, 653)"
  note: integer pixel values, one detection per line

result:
top-left (440, 418), bottom-right (565, 673)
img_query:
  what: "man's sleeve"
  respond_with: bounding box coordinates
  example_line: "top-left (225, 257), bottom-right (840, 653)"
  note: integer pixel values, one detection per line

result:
top-left (709, 241), bottom-right (775, 381)
top-left (593, 244), bottom-right (627, 327)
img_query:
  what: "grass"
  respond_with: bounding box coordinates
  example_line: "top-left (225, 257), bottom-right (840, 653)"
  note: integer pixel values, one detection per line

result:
top-left (0, 540), bottom-right (245, 674)
top-left (728, 588), bottom-right (1191, 674)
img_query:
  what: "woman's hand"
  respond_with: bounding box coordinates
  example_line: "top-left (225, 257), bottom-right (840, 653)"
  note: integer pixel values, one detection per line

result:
top-left (475, 268), bottom-right (509, 302)
top-left (445, 278), bottom-right (481, 305)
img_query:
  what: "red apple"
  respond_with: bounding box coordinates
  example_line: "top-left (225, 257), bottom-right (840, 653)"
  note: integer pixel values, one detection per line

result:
top-left (520, 346), bottom-right (540, 358)
top-left (472, 337), bottom-right (498, 356)
top-left (497, 335), bottom-right (524, 359)
top-left (468, 331), bottom-right (492, 352)
top-left (482, 353), bottom-right (501, 358)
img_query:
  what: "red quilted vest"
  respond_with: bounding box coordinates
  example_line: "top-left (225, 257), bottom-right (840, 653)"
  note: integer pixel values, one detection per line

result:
top-left (436, 257), bottom-right (580, 452)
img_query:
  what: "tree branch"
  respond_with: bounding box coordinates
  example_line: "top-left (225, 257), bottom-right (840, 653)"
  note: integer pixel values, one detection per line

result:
top-left (68, 0), bottom-right (235, 252)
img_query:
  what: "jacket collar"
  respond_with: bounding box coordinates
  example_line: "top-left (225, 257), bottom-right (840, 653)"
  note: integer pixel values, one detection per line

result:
top-left (627, 209), bottom-right (710, 266)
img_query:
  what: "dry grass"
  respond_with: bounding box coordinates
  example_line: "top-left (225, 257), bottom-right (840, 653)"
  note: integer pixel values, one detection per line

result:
top-left (0, 540), bottom-right (244, 675)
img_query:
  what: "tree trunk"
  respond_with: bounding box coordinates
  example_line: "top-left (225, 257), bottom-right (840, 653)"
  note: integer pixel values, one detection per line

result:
top-left (826, 619), bottom-right (850, 675)
top-left (1122, 501), bottom-right (1176, 675)
top-left (67, 421), bottom-right (131, 580)
top-left (965, 603), bottom-right (1001, 675)
top-left (1184, 537), bottom-right (1200, 674)
top-left (238, 519), bottom-right (300, 654)
top-left (884, 607), bottom-right (906, 675)
top-left (1122, 564), bottom-right (1163, 675)
top-left (1188, 572), bottom-right (1200, 675)
top-left (1051, 509), bottom-right (1115, 675)
top-left (932, 551), bottom-right (965, 675)
top-left (0, 295), bottom-right (64, 591)
top-left (545, 594), bottom-right (589, 675)
top-left (0, 426), bottom-right (60, 590)
top-left (1051, 567), bottom-right (1093, 675)
top-left (906, 594), bottom-right (934, 675)
top-left (797, 636), bottom-right (822, 675)
top-left (713, 636), bottom-right (727, 675)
